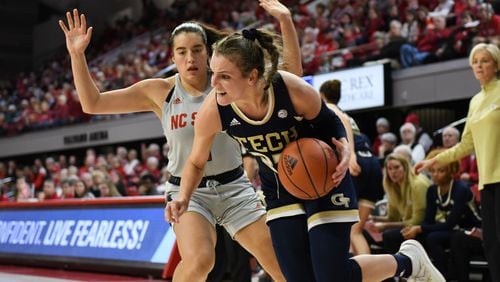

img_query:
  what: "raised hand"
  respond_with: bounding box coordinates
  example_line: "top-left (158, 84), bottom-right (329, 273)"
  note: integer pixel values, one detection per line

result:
top-left (58, 9), bottom-right (93, 55)
top-left (259, 0), bottom-right (291, 22)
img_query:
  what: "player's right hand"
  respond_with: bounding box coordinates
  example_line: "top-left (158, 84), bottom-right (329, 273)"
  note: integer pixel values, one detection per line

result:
top-left (59, 9), bottom-right (93, 55)
top-left (165, 199), bottom-right (188, 224)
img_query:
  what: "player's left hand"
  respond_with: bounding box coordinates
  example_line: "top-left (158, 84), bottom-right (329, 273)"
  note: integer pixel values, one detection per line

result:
top-left (259, 0), bottom-right (291, 22)
top-left (331, 137), bottom-right (350, 187)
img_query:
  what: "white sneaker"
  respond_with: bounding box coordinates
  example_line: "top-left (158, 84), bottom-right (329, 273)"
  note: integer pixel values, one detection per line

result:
top-left (398, 239), bottom-right (445, 282)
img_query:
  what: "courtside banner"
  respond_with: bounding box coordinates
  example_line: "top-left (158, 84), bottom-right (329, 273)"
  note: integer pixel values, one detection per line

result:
top-left (0, 203), bottom-right (175, 264)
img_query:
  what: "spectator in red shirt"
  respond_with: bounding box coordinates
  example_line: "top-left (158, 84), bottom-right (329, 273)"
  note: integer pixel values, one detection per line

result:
top-left (79, 153), bottom-right (96, 176)
top-left (38, 179), bottom-right (60, 201)
top-left (53, 94), bottom-right (71, 125)
top-left (32, 158), bottom-right (47, 193)
top-left (475, 2), bottom-right (500, 45)
top-left (400, 16), bottom-right (453, 67)
top-left (60, 178), bottom-right (76, 199)
top-left (143, 156), bottom-right (161, 182)
top-left (372, 117), bottom-right (391, 157)
top-left (37, 100), bottom-right (54, 129)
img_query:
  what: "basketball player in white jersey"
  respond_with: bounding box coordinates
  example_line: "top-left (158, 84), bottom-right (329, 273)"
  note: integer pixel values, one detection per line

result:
top-left (59, 1), bottom-right (301, 281)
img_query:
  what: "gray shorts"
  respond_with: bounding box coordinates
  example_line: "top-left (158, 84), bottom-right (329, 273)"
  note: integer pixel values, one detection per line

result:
top-left (165, 174), bottom-right (266, 238)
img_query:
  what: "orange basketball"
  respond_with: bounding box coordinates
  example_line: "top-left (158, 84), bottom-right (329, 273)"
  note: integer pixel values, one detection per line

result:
top-left (277, 138), bottom-right (338, 200)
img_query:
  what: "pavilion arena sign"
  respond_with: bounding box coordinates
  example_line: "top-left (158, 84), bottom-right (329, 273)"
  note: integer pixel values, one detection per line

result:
top-left (63, 130), bottom-right (108, 145)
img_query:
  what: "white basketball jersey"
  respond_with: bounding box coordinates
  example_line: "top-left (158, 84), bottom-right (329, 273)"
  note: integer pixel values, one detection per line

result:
top-left (161, 74), bottom-right (243, 177)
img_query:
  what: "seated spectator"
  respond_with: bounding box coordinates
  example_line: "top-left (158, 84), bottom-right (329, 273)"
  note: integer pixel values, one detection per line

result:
top-left (441, 126), bottom-right (463, 179)
top-left (60, 178), bottom-right (76, 199)
top-left (98, 180), bottom-right (122, 197)
top-left (441, 126), bottom-right (460, 149)
top-left (31, 158), bottom-right (48, 193)
top-left (80, 172), bottom-right (99, 197)
top-left (402, 8), bottom-right (421, 44)
top-left (363, 8), bottom-right (385, 44)
top-left (401, 149), bottom-right (478, 279)
top-left (138, 174), bottom-right (160, 196)
top-left (378, 132), bottom-right (398, 166)
top-left (399, 122), bottom-right (426, 164)
top-left (74, 179), bottom-right (95, 199)
top-left (143, 156), bottom-right (161, 181)
top-left (368, 153), bottom-right (431, 253)
top-left (405, 112), bottom-right (434, 153)
top-left (38, 179), bottom-right (60, 201)
top-left (53, 94), bottom-right (71, 126)
top-left (15, 177), bottom-right (34, 202)
top-left (393, 144), bottom-right (414, 165)
top-left (372, 117), bottom-right (391, 157)
top-left (301, 26), bottom-right (320, 75)
top-left (474, 2), bottom-right (500, 45)
top-left (365, 20), bottom-right (408, 67)
top-left (435, 11), bottom-right (480, 61)
top-left (400, 16), bottom-right (454, 68)
top-left (441, 126), bottom-right (478, 185)
top-left (453, 0), bottom-right (479, 21)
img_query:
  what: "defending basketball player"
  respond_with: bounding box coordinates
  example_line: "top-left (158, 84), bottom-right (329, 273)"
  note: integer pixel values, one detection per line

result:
top-left (166, 28), bottom-right (446, 281)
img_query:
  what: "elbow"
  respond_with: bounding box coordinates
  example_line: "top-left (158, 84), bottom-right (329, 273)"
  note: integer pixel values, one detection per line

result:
top-left (81, 107), bottom-right (92, 114)
top-left (81, 103), bottom-right (97, 114)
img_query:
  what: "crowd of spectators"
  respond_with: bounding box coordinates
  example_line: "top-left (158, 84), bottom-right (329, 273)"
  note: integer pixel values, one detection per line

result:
top-left (0, 142), bottom-right (171, 202)
top-left (1, 2), bottom-right (497, 278)
top-left (1, 0), bottom-right (499, 138)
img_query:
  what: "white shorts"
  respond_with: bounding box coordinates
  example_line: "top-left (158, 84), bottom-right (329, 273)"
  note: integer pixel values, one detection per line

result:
top-left (166, 174), bottom-right (266, 238)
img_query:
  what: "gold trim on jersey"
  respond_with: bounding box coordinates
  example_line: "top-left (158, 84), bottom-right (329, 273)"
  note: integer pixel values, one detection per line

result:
top-left (266, 203), bottom-right (305, 222)
top-left (230, 83), bottom-right (275, 125)
top-left (307, 209), bottom-right (360, 230)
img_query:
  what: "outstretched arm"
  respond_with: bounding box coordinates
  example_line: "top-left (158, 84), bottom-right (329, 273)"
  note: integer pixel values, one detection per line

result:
top-left (59, 9), bottom-right (163, 116)
top-left (260, 0), bottom-right (303, 76)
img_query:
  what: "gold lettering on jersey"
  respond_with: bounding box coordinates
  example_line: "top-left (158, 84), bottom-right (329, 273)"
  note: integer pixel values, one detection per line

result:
top-left (248, 135), bottom-right (267, 153)
top-left (234, 127), bottom-right (299, 172)
top-left (234, 127), bottom-right (298, 155)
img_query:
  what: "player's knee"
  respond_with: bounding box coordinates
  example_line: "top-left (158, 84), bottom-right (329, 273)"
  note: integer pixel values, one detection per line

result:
top-left (182, 249), bottom-right (215, 275)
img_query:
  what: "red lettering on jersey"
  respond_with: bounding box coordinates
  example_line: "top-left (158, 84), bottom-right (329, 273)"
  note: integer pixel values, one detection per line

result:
top-left (171, 115), bottom-right (180, 129)
top-left (171, 113), bottom-right (188, 129)
top-left (191, 112), bottom-right (197, 126)
top-left (179, 113), bottom-right (187, 127)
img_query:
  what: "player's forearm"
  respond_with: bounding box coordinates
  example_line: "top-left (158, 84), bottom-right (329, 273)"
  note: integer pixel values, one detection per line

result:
top-left (69, 53), bottom-right (101, 114)
top-left (178, 162), bottom-right (204, 202)
top-left (280, 14), bottom-right (302, 76)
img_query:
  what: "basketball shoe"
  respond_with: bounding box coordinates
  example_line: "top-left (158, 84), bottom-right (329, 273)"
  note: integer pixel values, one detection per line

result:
top-left (398, 239), bottom-right (445, 282)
